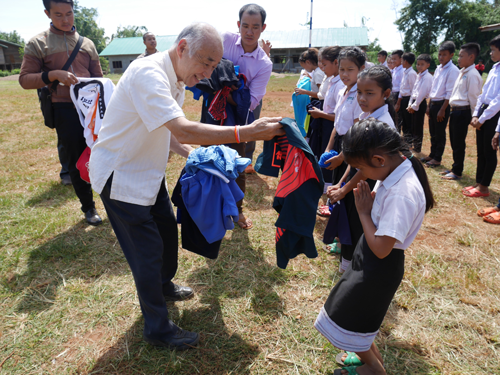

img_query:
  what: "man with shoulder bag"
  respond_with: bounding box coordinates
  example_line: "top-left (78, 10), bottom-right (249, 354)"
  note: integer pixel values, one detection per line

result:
top-left (19, 0), bottom-right (103, 225)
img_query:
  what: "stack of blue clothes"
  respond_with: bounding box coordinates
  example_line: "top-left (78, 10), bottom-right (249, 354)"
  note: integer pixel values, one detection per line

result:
top-left (171, 145), bottom-right (251, 259)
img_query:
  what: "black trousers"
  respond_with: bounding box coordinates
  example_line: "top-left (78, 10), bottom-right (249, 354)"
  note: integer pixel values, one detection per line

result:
top-left (100, 175), bottom-right (179, 340)
top-left (411, 100), bottom-right (427, 153)
top-left (428, 101), bottom-right (450, 162)
top-left (53, 103), bottom-right (95, 212)
top-left (400, 96), bottom-right (413, 144)
top-left (476, 113), bottom-right (500, 187)
top-left (391, 92), bottom-right (401, 132)
top-left (57, 136), bottom-right (70, 179)
top-left (449, 109), bottom-right (472, 177)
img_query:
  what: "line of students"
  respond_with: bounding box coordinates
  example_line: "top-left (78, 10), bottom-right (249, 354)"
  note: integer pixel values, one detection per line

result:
top-left (287, 39), bottom-right (500, 373)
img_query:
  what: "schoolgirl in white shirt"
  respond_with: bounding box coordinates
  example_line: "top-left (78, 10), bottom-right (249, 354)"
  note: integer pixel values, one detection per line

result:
top-left (316, 118), bottom-right (435, 375)
top-left (296, 48), bottom-right (325, 93)
top-left (326, 65), bottom-right (396, 273)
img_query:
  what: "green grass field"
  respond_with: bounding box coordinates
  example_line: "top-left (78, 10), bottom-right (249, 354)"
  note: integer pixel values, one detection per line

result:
top-left (0, 74), bottom-right (499, 374)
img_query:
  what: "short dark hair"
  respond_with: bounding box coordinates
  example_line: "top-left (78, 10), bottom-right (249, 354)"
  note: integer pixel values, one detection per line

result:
top-left (319, 46), bottom-right (343, 63)
top-left (439, 41), bottom-right (456, 54)
top-left (377, 50), bottom-right (388, 57)
top-left (460, 43), bottom-right (480, 58)
top-left (43, 0), bottom-right (73, 11)
top-left (338, 46), bottom-right (366, 69)
top-left (299, 48), bottom-right (319, 65)
top-left (489, 35), bottom-right (500, 50)
top-left (239, 4), bottom-right (266, 25)
top-left (416, 54), bottom-right (432, 64)
top-left (143, 32), bottom-right (155, 41)
top-left (391, 50), bottom-right (403, 58)
top-left (402, 52), bottom-right (416, 65)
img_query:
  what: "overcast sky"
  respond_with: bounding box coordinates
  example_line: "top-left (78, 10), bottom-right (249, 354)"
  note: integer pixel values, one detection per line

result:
top-left (2, 0), bottom-right (405, 51)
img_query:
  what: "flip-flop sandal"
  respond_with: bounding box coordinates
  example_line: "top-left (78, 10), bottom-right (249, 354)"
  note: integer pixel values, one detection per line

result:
top-left (483, 211), bottom-right (500, 224)
top-left (420, 156), bottom-right (432, 163)
top-left (317, 205), bottom-right (331, 217)
top-left (425, 161), bottom-right (441, 168)
top-left (462, 186), bottom-right (476, 192)
top-left (441, 172), bottom-right (461, 180)
top-left (439, 170), bottom-right (451, 175)
top-left (462, 188), bottom-right (490, 198)
top-left (336, 351), bottom-right (363, 366)
top-left (333, 366), bottom-right (360, 375)
top-left (324, 240), bottom-right (341, 254)
top-left (477, 207), bottom-right (500, 217)
top-left (236, 218), bottom-right (253, 230)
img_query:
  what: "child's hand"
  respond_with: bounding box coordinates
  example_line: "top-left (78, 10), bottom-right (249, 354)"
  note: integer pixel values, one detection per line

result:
top-left (325, 155), bottom-right (343, 170)
top-left (407, 107), bottom-right (415, 114)
top-left (470, 117), bottom-right (482, 130)
top-left (327, 186), bottom-right (346, 203)
top-left (294, 88), bottom-right (306, 95)
top-left (492, 132), bottom-right (500, 151)
top-left (426, 106), bottom-right (430, 117)
top-left (353, 180), bottom-right (375, 216)
top-left (394, 102), bottom-right (400, 113)
top-left (437, 108), bottom-right (446, 122)
top-left (308, 107), bottom-right (323, 118)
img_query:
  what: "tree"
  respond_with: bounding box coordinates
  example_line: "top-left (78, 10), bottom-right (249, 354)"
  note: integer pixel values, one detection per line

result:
top-left (395, 0), bottom-right (500, 60)
top-left (111, 26), bottom-right (148, 40)
top-left (0, 30), bottom-right (24, 45)
top-left (73, 1), bottom-right (107, 53)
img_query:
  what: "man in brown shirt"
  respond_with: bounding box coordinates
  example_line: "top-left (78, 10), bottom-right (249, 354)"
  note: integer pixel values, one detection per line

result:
top-left (136, 32), bottom-right (158, 59)
top-left (19, 0), bottom-right (103, 225)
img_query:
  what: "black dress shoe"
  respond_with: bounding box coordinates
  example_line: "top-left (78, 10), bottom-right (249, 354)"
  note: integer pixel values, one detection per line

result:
top-left (164, 284), bottom-right (194, 301)
top-left (85, 208), bottom-right (102, 226)
top-left (61, 176), bottom-right (72, 186)
top-left (144, 328), bottom-right (200, 350)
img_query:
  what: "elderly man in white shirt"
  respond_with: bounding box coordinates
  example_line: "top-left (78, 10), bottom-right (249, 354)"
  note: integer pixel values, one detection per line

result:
top-left (89, 23), bottom-right (283, 350)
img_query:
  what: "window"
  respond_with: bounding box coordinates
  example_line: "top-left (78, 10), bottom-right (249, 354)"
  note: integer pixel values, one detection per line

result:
top-left (112, 61), bottom-right (123, 69)
top-left (292, 55), bottom-right (300, 63)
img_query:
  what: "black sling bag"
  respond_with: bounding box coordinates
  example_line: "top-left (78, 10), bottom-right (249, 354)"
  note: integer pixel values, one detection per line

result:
top-left (37, 35), bottom-right (84, 129)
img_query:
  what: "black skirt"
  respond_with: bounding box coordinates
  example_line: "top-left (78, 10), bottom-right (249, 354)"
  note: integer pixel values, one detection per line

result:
top-left (315, 234), bottom-right (405, 352)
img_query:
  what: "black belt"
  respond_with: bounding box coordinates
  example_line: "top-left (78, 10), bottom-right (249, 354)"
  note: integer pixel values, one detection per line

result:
top-left (451, 105), bottom-right (470, 111)
top-left (402, 96), bottom-right (411, 99)
top-left (430, 100), bottom-right (445, 106)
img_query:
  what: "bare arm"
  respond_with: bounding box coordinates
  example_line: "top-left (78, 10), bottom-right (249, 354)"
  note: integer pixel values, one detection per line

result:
top-left (354, 180), bottom-right (397, 259)
top-left (170, 134), bottom-right (193, 158)
top-left (164, 116), bottom-right (285, 145)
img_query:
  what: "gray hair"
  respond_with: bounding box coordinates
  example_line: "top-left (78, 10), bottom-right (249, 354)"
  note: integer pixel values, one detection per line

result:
top-left (173, 23), bottom-right (223, 57)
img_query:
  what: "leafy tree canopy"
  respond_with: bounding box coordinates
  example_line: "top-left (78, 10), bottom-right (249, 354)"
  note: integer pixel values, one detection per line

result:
top-left (73, 0), bottom-right (107, 53)
top-left (0, 30), bottom-right (24, 46)
top-left (111, 26), bottom-right (148, 40)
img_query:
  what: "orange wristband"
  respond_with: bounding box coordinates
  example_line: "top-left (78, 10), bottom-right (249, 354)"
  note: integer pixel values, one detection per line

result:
top-left (234, 125), bottom-right (240, 143)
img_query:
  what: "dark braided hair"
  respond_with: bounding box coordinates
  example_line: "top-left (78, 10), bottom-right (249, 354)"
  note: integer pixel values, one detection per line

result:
top-left (319, 46), bottom-right (342, 63)
top-left (338, 46), bottom-right (366, 69)
top-left (357, 65), bottom-right (396, 124)
top-left (343, 118), bottom-right (435, 212)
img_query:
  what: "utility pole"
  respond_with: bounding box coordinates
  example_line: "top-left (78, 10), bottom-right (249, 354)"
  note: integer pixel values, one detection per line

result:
top-left (309, 0), bottom-right (313, 48)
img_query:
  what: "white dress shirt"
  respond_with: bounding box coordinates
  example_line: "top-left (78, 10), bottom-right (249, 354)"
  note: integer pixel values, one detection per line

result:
top-left (364, 61), bottom-right (375, 70)
top-left (334, 84), bottom-right (362, 136)
top-left (382, 60), bottom-right (388, 67)
top-left (409, 70), bottom-right (433, 111)
top-left (89, 51), bottom-right (185, 206)
top-left (429, 60), bottom-right (460, 101)
top-left (372, 159), bottom-right (426, 250)
top-left (449, 64), bottom-right (483, 115)
top-left (392, 65), bottom-right (404, 92)
top-left (311, 66), bottom-right (326, 93)
top-left (398, 67), bottom-right (418, 98)
top-left (323, 75), bottom-right (345, 114)
top-left (317, 75), bottom-right (331, 100)
top-left (473, 62), bottom-right (500, 123)
top-left (359, 104), bottom-right (396, 129)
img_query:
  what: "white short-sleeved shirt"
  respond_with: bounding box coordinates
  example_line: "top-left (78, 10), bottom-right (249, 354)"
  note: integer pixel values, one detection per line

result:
top-left (317, 75), bottom-right (331, 100)
top-left (323, 75), bottom-right (345, 114)
top-left (372, 159), bottom-right (426, 250)
top-left (429, 60), bottom-right (460, 101)
top-left (89, 51), bottom-right (185, 206)
top-left (334, 84), bottom-right (362, 136)
top-left (311, 67), bottom-right (326, 93)
top-left (358, 104), bottom-right (395, 129)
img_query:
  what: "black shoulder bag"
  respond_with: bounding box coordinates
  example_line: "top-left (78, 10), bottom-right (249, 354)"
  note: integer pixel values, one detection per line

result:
top-left (37, 36), bottom-right (84, 129)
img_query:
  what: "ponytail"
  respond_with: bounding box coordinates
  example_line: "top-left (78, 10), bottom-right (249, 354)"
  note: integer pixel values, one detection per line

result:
top-left (343, 118), bottom-right (435, 212)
